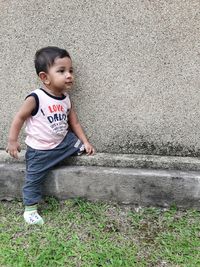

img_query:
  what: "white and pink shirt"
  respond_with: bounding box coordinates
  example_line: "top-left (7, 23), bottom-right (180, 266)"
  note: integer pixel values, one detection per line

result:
top-left (25, 88), bottom-right (71, 150)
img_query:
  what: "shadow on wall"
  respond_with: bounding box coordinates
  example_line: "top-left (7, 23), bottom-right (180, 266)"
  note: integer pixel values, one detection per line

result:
top-left (104, 133), bottom-right (200, 157)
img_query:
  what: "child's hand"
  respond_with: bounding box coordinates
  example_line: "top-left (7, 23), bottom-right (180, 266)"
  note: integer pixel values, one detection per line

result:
top-left (6, 141), bottom-right (21, 159)
top-left (84, 142), bottom-right (95, 156)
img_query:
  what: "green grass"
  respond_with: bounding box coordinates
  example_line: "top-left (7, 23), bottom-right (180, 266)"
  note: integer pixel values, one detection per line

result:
top-left (0, 198), bottom-right (200, 267)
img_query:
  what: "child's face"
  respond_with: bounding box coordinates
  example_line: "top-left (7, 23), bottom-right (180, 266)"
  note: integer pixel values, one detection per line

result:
top-left (45, 57), bottom-right (74, 93)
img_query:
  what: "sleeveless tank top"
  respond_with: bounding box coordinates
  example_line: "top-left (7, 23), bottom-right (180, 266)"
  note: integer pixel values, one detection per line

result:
top-left (25, 88), bottom-right (71, 149)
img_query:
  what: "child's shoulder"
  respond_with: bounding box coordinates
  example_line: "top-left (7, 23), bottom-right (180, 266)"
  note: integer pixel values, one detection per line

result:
top-left (27, 88), bottom-right (42, 96)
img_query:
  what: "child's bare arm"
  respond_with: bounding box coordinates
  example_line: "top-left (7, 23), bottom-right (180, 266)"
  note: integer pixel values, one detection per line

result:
top-left (6, 96), bottom-right (36, 159)
top-left (68, 105), bottom-right (95, 155)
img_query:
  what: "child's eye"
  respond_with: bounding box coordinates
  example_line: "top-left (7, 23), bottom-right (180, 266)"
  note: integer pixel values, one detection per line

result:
top-left (58, 69), bottom-right (65, 73)
top-left (69, 69), bottom-right (74, 74)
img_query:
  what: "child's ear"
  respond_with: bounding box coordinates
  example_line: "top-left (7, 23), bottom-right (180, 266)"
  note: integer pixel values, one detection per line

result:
top-left (38, 72), bottom-right (50, 85)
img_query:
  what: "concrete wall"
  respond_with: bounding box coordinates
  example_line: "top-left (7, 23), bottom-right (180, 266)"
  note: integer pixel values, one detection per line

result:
top-left (0, 0), bottom-right (200, 156)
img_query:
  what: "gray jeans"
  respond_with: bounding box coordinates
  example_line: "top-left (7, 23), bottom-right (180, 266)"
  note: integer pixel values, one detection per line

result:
top-left (23, 131), bottom-right (84, 206)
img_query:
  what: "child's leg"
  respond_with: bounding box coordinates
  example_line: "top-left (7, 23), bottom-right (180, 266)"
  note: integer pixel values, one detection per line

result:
top-left (23, 132), bottom-right (84, 205)
top-left (23, 173), bottom-right (47, 225)
top-left (23, 171), bottom-right (48, 205)
top-left (23, 170), bottom-right (47, 225)
top-left (23, 147), bottom-right (50, 224)
top-left (23, 133), bottom-right (84, 224)
top-left (52, 131), bottom-right (85, 160)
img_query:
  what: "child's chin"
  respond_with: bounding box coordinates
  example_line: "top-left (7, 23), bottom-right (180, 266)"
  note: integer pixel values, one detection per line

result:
top-left (63, 87), bottom-right (72, 92)
top-left (65, 85), bottom-right (73, 90)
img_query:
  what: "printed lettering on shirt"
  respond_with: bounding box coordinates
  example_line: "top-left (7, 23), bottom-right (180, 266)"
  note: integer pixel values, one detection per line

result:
top-left (41, 104), bottom-right (68, 136)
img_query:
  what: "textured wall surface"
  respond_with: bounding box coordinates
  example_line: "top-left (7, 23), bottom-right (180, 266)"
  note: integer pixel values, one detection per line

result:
top-left (0, 0), bottom-right (200, 156)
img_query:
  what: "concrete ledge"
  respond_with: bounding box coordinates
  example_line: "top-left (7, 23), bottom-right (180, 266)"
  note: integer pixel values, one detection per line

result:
top-left (2, 150), bottom-right (200, 171)
top-left (1, 162), bottom-right (200, 210)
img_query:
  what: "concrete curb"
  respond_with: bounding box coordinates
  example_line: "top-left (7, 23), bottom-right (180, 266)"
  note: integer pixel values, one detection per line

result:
top-left (1, 151), bottom-right (200, 209)
top-left (1, 150), bottom-right (200, 170)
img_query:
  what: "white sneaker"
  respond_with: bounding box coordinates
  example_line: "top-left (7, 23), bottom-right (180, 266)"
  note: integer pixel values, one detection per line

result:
top-left (23, 211), bottom-right (44, 225)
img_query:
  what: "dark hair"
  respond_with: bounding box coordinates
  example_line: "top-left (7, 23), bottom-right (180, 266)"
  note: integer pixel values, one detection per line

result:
top-left (34, 46), bottom-right (71, 75)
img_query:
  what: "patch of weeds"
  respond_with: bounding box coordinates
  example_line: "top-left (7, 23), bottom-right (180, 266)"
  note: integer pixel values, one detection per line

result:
top-left (129, 206), bottom-right (200, 266)
top-left (0, 200), bottom-right (200, 267)
top-left (43, 196), bottom-right (60, 212)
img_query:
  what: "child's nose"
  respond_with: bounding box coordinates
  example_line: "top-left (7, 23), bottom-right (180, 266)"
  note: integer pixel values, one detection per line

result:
top-left (65, 72), bottom-right (72, 79)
